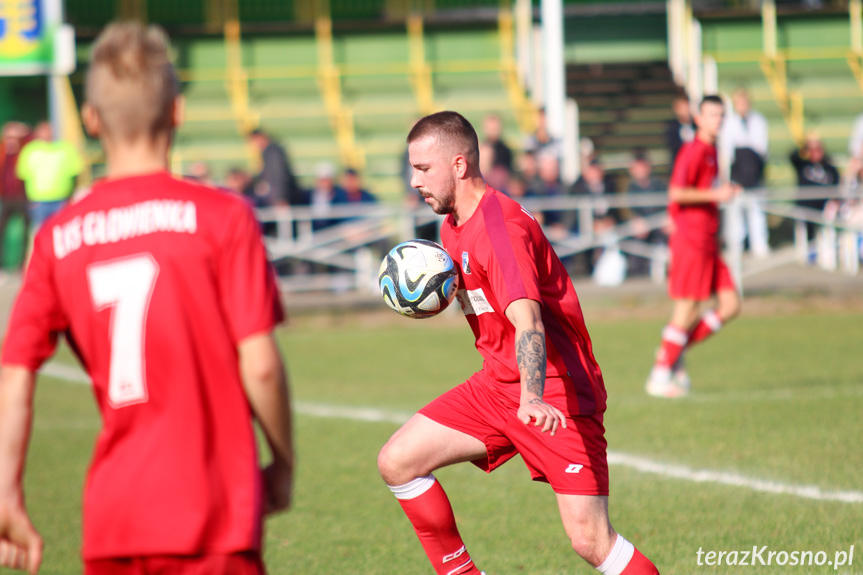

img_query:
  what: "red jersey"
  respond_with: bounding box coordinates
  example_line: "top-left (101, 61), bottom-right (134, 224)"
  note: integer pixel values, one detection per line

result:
top-left (2, 171), bottom-right (284, 560)
top-left (669, 137), bottom-right (720, 242)
top-left (440, 186), bottom-right (606, 417)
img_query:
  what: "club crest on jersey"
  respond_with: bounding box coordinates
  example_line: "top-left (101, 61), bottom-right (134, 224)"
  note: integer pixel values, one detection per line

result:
top-left (461, 251), bottom-right (471, 275)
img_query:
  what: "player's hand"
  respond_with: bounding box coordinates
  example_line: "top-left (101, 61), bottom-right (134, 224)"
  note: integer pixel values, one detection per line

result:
top-left (263, 461), bottom-right (293, 515)
top-left (0, 503), bottom-right (43, 574)
top-left (517, 397), bottom-right (568, 436)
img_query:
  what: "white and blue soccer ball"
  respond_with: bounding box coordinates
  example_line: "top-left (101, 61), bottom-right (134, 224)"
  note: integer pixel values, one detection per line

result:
top-left (379, 240), bottom-right (459, 319)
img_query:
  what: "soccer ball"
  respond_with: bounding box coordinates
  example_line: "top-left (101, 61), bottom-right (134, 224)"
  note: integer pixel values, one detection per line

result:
top-left (379, 240), bottom-right (459, 319)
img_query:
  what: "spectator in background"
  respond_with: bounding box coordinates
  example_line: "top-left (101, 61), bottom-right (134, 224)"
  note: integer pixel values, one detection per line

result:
top-left (535, 152), bottom-right (566, 234)
top-left (567, 157), bottom-right (621, 275)
top-left (224, 167), bottom-right (258, 208)
top-left (517, 150), bottom-right (544, 195)
top-left (626, 150), bottom-right (667, 275)
top-left (310, 162), bottom-right (341, 231)
top-left (16, 121), bottom-right (82, 230)
top-left (790, 133), bottom-right (840, 201)
top-left (846, 112), bottom-right (863, 187)
top-left (187, 161), bottom-right (212, 185)
top-left (790, 133), bottom-right (841, 240)
top-left (720, 87), bottom-right (770, 258)
top-left (568, 157), bottom-right (620, 234)
top-left (247, 128), bottom-right (303, 207)
top-left (334, 168), bottom-right (376, 205)
top-left (525, 107), bottom-right (561, 157)
top-left (482, 113), bottom-right (513, 172)
top-left (0, 122), bottom-right (31, 270)
top-left (666, 93), bottom-right (696, 166)
top-left (479, 141), bottom-right (509, 192)
top-left (505, 172), bottom-right (532, 202)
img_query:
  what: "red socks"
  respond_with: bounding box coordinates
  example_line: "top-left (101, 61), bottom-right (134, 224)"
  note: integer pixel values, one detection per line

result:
top-left (621, 548), bottom-right (660, 574)
top-left (597, 534), bottom-right (660, 575)
top-left (389, 475), bottom-right (481, 575)
top-left (657, 310), bottom-right (724, 369)
top-left (390, 478), bottom-right (660, 575)
top-left (688, 310), bottom-right (723, 346)
top-left (655, 325), bottom-right (687, 368)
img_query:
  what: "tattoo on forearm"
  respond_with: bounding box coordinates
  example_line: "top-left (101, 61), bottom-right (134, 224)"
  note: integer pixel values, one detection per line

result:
top-left (516, 329), bottom-right (546, 397)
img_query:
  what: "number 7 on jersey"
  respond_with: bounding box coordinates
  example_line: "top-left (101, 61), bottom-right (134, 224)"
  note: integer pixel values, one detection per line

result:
top-left (87, 254), bottom-right (160, 408)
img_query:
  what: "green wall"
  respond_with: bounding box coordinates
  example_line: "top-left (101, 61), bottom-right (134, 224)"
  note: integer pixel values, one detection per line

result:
top-left (564, 14), bottom-right (668, 64)
top-left (0, 76), bottom-right (48, 126)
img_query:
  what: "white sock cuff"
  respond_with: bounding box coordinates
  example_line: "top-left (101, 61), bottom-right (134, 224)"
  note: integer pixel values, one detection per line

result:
top-left (388, 474), bottom-right (436, 500)
top-left (596, 534), bottom-right (635, 575)
top-left (662, 325), bottom-right (688, 346)
top-left (703, 310), bottom-right (723, 331)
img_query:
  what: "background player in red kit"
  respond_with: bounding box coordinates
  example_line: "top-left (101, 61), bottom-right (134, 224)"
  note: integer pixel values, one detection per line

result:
top-left (645, 95), bottom-right (742, 398)
top-left (377, 111), bottom-right (659, 575)
top-left (0, 23), bottom-right (293, 574)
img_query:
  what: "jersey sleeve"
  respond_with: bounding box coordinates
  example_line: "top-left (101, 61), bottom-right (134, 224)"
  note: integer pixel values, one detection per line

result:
top-left (669, 144), bottom-right (699, 188)
top-left (217, 200), bottom-right (285, 344)
top-left (1, 228), bottom-right (67, 370)
top-left (482, 203), bottom-right (542, 313)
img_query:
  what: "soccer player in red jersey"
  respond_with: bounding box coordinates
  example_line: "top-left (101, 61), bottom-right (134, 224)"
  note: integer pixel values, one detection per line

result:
top-left (377, 112), bottom-right (659, 575)
top-left (0, 23), bottom-right (293, 574)
top-left (645, 95), bottom-right (742, 398)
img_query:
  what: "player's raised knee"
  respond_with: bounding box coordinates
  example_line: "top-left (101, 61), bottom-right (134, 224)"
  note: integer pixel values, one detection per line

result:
top-left (377, 438), bottom-right (411, 484)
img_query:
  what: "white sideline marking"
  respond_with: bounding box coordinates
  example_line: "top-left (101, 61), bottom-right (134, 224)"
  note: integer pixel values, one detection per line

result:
top-left (605, 452), bottom-right (863, 504)
top-left (297, 401), bottom-right (413, 425)
top-left (38, 362), bottom-right (863, 504)
top-left (614, 384), bottom-right (863, 406)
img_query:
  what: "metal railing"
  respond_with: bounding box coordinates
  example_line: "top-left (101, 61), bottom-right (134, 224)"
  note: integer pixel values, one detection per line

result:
top-left (256, 186), bottom-right (863, 293)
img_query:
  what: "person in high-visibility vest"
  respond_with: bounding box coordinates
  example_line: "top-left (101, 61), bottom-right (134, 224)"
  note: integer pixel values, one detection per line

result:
top-left (16, 121), bottom-right (82, 231)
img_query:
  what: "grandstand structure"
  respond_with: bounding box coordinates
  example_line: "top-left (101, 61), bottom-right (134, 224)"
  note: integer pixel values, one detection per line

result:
top-left (0, 0), bottom-right (861, 286)
top-left (61, 0), bottom-right (537, 197)
top-left (1, 1), bottom-right (861, 188)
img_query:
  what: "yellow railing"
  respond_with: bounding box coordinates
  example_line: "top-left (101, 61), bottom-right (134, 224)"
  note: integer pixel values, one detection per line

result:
top-left (847, 0), bottom-right (863, 96)
top-left (704, 0), bottom-right (863, 142)
top-left (760, 0), bottom-right (805, 145)
top-left (497, 3), bottom-right (535, 135)
top-left (407, 11), bottom-right (435, 115)
top-left (223, 17), bottom-right (258, 135)
top-left (72, 0), bottom-right (534, 171)
top-left (315, 4), bottom-right (364, 169)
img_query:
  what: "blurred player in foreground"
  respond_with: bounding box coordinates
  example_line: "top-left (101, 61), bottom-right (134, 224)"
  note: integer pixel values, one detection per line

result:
top-left (645, 95), bottom-right (742, 398)
top-left (0, 23), bottom-right (293, 574)
top-left (378, 111), bottom-right (659, 575)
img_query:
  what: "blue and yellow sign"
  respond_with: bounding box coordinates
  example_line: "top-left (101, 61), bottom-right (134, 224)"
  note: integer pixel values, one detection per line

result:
top-left (0, 0), bottom-right (53, 75)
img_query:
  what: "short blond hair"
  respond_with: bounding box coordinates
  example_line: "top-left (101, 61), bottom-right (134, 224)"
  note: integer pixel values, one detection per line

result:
top-left (85, 22), bottom-right (179, 141)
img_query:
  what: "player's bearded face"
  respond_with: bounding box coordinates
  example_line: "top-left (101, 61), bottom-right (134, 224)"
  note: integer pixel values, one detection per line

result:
top-left (429, 172), bottom-right (457, 215)
top-left (409, 137), bottom-right (457, 215)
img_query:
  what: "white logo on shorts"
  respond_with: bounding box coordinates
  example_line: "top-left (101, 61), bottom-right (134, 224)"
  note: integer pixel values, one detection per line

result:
top-left (565, 463), bottom-right (584, 474)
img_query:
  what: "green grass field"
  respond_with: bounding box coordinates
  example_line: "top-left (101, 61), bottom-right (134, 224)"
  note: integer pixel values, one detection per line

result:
top-left (5, 303), bottom-right (863, 575)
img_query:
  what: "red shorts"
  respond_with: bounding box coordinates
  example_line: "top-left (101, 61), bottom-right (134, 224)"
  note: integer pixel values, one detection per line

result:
top-left (85, 551), bottom-right (265, 575)
top-left (668, 234), bottom-right (736, 301)
top-left (419, 374), bottom-right (609, 496)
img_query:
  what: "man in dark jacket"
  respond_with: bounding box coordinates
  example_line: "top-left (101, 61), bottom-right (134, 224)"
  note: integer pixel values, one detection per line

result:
top-left (248, 128), bottom-right (303, 207)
